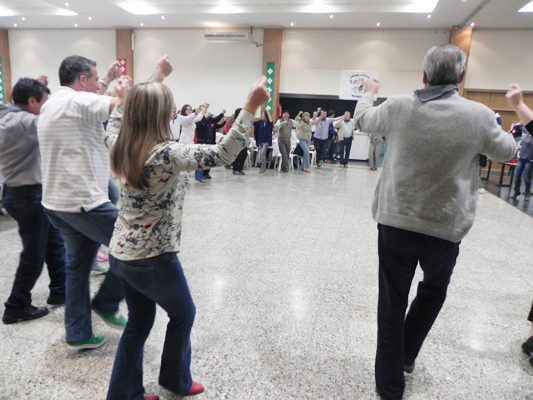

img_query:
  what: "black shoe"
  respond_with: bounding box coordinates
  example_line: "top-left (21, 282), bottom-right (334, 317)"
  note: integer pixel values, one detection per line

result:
top-left (204, 173), bottom-right (212, 179)
top-left (512, 189), bottom-right (521, 198)
top-left (522, 337), bottom-right (533, 355)
top-left (2, 305), bottom-right (49, 324)
top-left (47, 294), bottom-right (66, 306)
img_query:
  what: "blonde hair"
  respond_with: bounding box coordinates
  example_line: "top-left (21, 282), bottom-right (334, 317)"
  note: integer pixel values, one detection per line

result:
top-left (110, 82), bottom-right (174, 191)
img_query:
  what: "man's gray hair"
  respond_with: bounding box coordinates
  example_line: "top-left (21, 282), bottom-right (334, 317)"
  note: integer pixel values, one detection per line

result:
top-left (422, 44), bottom-right (466, 86)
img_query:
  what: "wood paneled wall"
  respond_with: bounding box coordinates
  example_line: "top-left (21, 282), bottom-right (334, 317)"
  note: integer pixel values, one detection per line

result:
top-left (0, 30), bottom-right (11, 103)
top-left (449, 27), bottom-right (473, 97)
top-left (116, 29), bottom-right (134, 84)
top-left (464, 89), bottom-right (533, 131)
top-left (263, 28), bottom-right (282, 114)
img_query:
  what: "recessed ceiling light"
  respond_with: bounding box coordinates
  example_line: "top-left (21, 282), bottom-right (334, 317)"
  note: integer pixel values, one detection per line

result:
top-left (290, 22), bottom-right (294, 26)
top-left (330, 14), bottom-right (333, 18)
top-left (13, 23), bottom-right (17, 27)
top-left (65, 2), bottom-right (69, 6)
top-left (470, 22), bottom-right (475, 27)
top-left (88, 16), bottom-right (92, 20)
top-left (161, 15), bottom-right (165, 19)
top-left (74, 23), bottom-right (78, 27)
top-left (427, 14), bottom-right (431, 18)
top-left (140, 23), bottom-right (144, 26)
top-left (376, 22), bottom-right (380, 26)
top-left (22, 17), bottom-right (25, 21)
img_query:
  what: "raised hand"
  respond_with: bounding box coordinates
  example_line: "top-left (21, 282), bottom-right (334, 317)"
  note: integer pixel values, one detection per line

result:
top-left (105, 61), bottom-right (121, 82)
top-left (243, 76), bottom-right (270, 116)
top-left (364, 78), bottom-right (380, 95)
top-left (36, 75), bottom-right (49, 86)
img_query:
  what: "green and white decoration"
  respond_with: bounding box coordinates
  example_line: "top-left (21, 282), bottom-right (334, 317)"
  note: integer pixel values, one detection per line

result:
top-left (265, 61), bottom-right (275, 112)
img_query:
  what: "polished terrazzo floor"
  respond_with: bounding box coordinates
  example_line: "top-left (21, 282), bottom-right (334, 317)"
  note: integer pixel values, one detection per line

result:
top-left (1, 162), bottom-right (533, 400)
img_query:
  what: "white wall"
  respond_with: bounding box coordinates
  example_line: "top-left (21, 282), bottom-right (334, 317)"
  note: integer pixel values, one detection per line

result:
top-left (7, 27), bottom-right (533, 106)
top-left (133, 29), bottom-right (264, 116)
top-left (466, 29), bottom-right (533, 91)
top-left (280, 29), bottom-right (450, 98)
top-left (9, 29), bottom-right (116, 93)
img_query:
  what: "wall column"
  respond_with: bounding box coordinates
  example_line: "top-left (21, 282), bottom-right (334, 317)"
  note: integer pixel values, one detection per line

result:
top-left (449, 27), bottom-right (473, 97)
top-left (116, 29), bottom-right (134, 83)
top-left (263, 28), bottom-right (282, 117)
top-left (0, 30), bottom-right (12, 103)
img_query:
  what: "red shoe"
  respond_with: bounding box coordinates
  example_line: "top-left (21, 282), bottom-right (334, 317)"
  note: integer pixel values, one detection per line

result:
top-left (185, 381), bottom-right (204, 396)
top-left (145, 396), bottom-right (159, 400)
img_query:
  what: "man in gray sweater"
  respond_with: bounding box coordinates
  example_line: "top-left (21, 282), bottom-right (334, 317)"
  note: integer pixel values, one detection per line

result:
top-left (353, 44), bottom-right (516, 400)
top-left (0, 77), bottom-right (67, 324)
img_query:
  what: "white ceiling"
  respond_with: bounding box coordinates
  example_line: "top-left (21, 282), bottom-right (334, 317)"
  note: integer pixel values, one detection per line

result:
top-left (0, 0), bottom-right (532, 30)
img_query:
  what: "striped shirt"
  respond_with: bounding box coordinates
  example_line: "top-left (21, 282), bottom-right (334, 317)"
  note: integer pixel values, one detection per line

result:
top-left (37, 86), bottom-right (112, 212)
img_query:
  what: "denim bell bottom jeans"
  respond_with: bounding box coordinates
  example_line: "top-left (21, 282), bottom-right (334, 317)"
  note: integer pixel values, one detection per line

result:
top-left (106, 252), bottom-right (196, 400)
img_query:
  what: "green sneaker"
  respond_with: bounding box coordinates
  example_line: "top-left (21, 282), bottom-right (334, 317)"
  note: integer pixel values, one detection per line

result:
top-left (91, 264), bottom-right (109, 274)
top-left (92, 306), bottom-right (127, 330)
top-left (66, 335), bottom-right (106, 349)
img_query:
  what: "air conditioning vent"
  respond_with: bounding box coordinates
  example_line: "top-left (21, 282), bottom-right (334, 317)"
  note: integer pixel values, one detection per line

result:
top-left (204, 32), bottom-right (249, 41)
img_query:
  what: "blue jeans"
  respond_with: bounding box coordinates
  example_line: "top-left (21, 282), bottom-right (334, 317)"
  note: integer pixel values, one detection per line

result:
top-left (338, 139), bottom-right (353, 166)
top-left (45, 202), bottom-right (124, 342)
top-left (106, 253), bottom-right (195, 400)
top-left (514, 157), bottom-right (533, 192)
top-left (108, 177), bottom-right (119, 206)
top-left (376, 224), bottom-right (460, 399)
top-left (3, 184), bottom-right (66, 310)
top-left (195, 169), bottom-right (204, 180)
top-left (299, 139), bottom-right (310, 169)
top-left (259, 142), bottom-right (269, 169)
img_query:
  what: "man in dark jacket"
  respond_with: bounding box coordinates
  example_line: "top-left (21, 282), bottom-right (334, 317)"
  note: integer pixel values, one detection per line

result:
top-left (195, 110), bottom-right (225, 181)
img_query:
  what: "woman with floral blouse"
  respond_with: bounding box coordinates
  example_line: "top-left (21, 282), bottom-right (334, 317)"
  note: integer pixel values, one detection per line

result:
top-left (104, 77), bottom-right (269, 400)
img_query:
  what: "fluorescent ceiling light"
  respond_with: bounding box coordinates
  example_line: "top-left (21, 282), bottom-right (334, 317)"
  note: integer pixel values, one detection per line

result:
top-left (55, 8), bottom-right (78, 16)
top-left (213, 5), bottom-right (241, 13)
top-left (519, 1), bottom-right (533, 12)
top-left (0, 7), bottom-right (16, 16)
top-left (303, 4), bottom-right (334, 13)
top-left (117, 1), bottom-right (158, 15)
top-left (403, 0), bottom-right (439, 13)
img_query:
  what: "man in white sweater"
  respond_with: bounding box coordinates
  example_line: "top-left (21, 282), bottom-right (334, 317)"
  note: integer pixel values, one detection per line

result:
top-left (353, 44), bottom-right (516, 400)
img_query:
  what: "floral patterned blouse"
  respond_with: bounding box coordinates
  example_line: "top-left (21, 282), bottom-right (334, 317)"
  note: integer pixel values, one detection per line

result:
top-left (105, 106), bottom-right (253, 261)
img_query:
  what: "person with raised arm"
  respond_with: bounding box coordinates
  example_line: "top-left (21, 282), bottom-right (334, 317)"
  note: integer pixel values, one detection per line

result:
top-left (104, 74), bottom-right (269, 399)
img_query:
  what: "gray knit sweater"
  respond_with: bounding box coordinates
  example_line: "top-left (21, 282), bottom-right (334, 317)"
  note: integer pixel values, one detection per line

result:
top-left (354, 89), bottom-right (516, 243)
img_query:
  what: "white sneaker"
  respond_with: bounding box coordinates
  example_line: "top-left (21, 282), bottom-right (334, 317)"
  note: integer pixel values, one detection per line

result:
top-left (478, 188), bottom-right (485, 194)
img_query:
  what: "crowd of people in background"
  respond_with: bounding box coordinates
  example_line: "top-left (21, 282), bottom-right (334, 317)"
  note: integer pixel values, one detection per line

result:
top-left (1, 43), bottom-right (533, 400)
top-left (171, 102), bottom-right (385, 179)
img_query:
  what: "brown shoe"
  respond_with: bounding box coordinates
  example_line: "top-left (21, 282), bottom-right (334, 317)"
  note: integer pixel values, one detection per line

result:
top-left (404, 363), bottom-right (415, 374)
top-left (259, 168), bottom-right (266, 173)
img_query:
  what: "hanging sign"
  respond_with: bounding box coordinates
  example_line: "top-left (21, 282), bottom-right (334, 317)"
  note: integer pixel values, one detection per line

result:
top-left (265, 61), bottom-right (275, 113)
top-left (339, 70), bottom-right (380, 100)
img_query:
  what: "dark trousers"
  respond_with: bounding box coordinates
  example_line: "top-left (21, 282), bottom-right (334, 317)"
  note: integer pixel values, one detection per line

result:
top-left (232, 148), bottom-right (248, 172)
top-left (339, 139), bottom-right (353, 165)
top-left (314, 138), bottom-right (332, 162)
top-left (3, 184), bottom-right (66, 310)
top-left (376, 224), bottom-right (460, 400)
top-left (278, 140), bottom-right (291, 171)
top-left (528, 301), bottom-right (533, 323)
